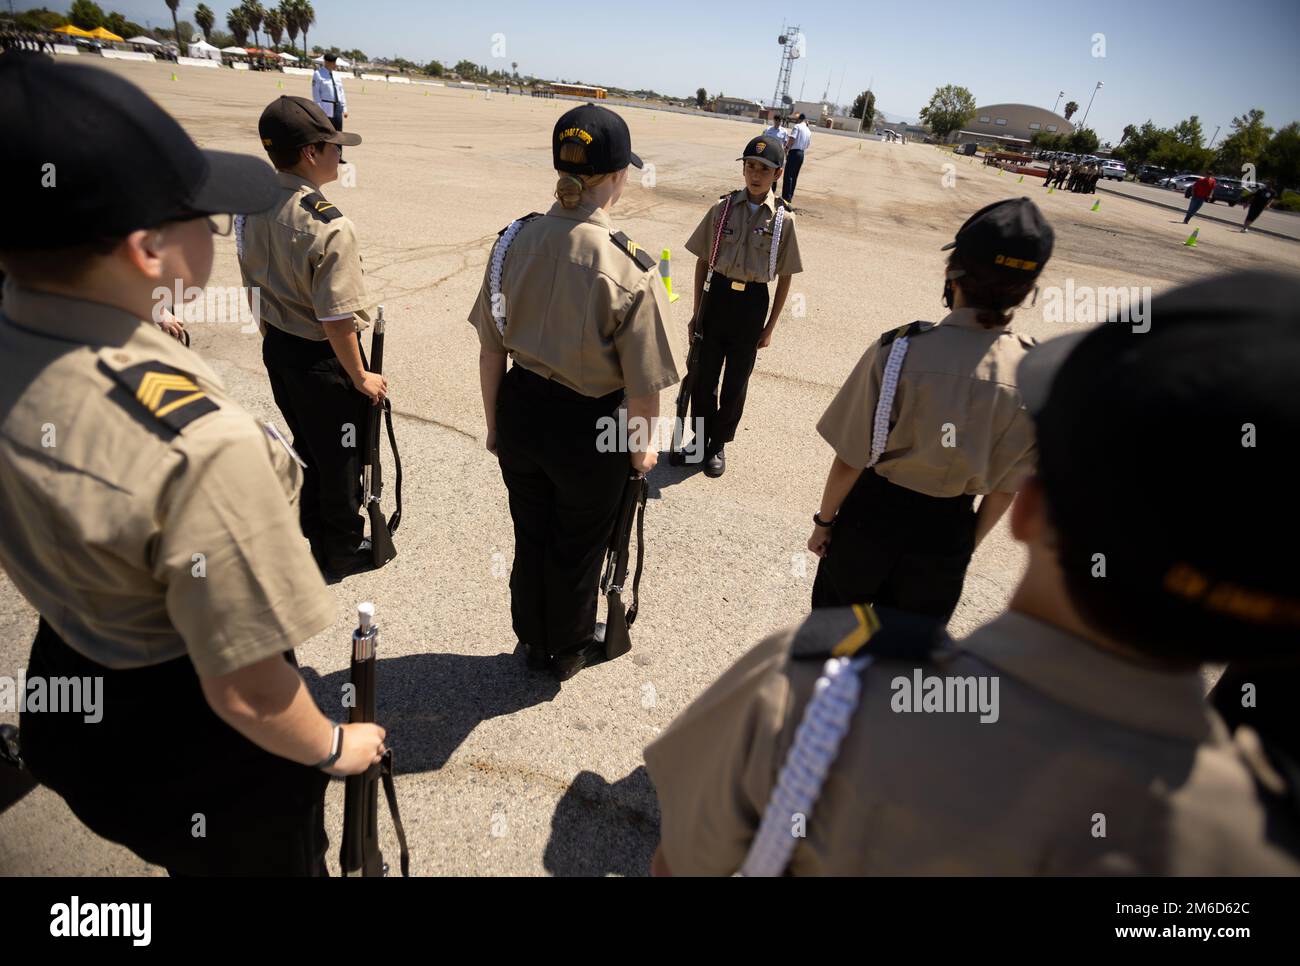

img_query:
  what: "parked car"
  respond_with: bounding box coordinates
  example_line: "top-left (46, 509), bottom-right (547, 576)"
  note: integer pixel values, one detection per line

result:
top-left (1160, 174), bottom-right (1200, 191)
top-left (1101, 161), bottom-right (1127, 180)
top-left (1136, 165), bottom-right (1168, 183)
top-left (957, 142), bottom-right (978, 156)
top-left (1210, 178), bottom-right (1245, 206)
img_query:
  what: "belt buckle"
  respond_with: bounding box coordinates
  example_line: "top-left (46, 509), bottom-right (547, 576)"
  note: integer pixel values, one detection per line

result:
top-left (730, 280), bottom-right (746, 291)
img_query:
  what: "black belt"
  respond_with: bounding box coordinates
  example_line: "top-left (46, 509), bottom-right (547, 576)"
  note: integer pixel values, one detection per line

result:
top-left (508, 362), bottom-right (623, 408)
top-left (853, 468), bottom-right (976, 514)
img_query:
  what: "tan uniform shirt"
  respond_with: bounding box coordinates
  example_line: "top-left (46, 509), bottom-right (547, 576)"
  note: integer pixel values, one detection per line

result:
top-left (0, 283), bottom-right (334, 677)
top-left (645, 607), bottom-right (1300, 876)
top-left (468, 201), bottom-right (680, 399)
top-left (818, 308), bottom-right (1036, 496)
top-left (237, 171), bottom-right (370, 341)
top-left (684, 189), bottom-right (803, 283)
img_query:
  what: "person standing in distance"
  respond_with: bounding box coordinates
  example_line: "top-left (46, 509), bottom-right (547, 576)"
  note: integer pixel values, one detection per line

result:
top-left (808, 198), bottom-right (1052, 622)
top-left (682, 135), bottom-right (803, 477)
top-left (312, 52), bottom-right (349, 162)
top-left (761, 114), bottom-right (789, 150)
top-left (645, 270), bottom-right (1300, 876)
top-left (238, 96), bottom-right (384, 582)
top-left (782, 113), bottom-right (812, 204)
top-left (468, 104), bottom-right (679, 681)
top-left (0, 53), bottom-right (385, 875)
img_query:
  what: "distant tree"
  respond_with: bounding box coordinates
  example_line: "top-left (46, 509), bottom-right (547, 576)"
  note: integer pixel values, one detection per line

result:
top-left (454, 59), bottom-right (478, 78)
top-left (292, 0), bottom-right (314, 59)
top-left (1063, 100), bottom-right (1078, 121)
top-left (1260, 121), bottom-right (1300, 189)
top-left (279, 1), bottom-right (298, 52)
top-left (263, 7), bottom-right (284, 46)
top-left (424, 60), bottom-right (444, 76)
top-left (1120, 124), bottom-right (1136, 144)
top-left (918, 84), bottom-right (976, 141)
top-left (17, 8), bottom-right (69, 31)
top-left (1215, 109), bottom-right (1273, 178)
top-left (240, 0), bottom-right (263, 48)
top-left (1172, 114), bottom-right (1204, 147)
top-left (195, 4), bottom-right (215, 40)
top-left (1114, 120), bottom-right (1161, 167)
top-left (104, 12), bottom-right (145, 37)
top-left (68, 0), bottom-right (105, 29)
top-left (226, 8), bottom-right (248, 46)
top-left (695, 87), bottom-right (706, 108)
top-left (851, 89), bottom-right (876, 128)
top-left (511, 60), bottom-right (518, 77)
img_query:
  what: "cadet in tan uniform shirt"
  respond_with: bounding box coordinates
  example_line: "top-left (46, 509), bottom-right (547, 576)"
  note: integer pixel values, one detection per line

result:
top-left (680, 135), bottom-right (803, 477)
top-left (0, 56), bottom-right (384, 875)
top-left (238, 95), bottom-right (385, 581)
top-left (646, 271), bottom-right (1300, 875)
top-left (808, 198), bottom-right (1051, 622)
top-left (468, 104), bottom-right (678, 681)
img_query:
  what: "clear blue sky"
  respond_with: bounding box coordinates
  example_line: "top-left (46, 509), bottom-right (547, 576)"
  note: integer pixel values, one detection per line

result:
top-left (108, 0), bottom-right (1300, 144)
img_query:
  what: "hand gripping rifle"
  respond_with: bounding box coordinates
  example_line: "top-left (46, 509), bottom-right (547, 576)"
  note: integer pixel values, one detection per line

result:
top-left (669, 192), bottom-right (734, 465)
top-left (599, 473), bottom-right (648, 661)
top-left (361, 306), bottom-right (402, 568)
top-left (340, 602), bottom-right (410, 877)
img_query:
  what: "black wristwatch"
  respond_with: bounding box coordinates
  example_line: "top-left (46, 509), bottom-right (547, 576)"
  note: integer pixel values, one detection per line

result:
top-left (813, 511), bottom-right (836, 528)
top-left (314, 723), bottom-right (344, 771)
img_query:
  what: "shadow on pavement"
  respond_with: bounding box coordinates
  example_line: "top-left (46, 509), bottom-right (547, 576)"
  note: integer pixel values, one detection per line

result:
top-left (646, 449), bottom-right (706, 495)
top-left (301, 648), bottom-right (560, 775)
top-left (542, 765), bottom-right (660, 877)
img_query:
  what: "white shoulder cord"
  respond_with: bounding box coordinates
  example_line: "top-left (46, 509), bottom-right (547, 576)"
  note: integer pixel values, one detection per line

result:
top-left (866, 336), bottom-right (910, 468)
top-left (767, 206), bottom-right (786, 282)
top-left (234, 214), bottom-right (246, 261)
top-left (739, 654), bottom-right (872, 877)
top-left (489, 218), bottom-right (527, 336)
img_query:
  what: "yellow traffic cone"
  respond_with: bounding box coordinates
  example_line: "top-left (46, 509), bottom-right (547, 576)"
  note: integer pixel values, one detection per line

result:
top-left (1091, 200), bottom-right (1100, 212)
top-left (170, 72), bottom-right (178, 81)
top-left (1048, 186), bottom-right (1054, 194)
top-left (1017, 175), bottom-right (1024, 183)
top-left (1184, 228), bottom-right (1199, 247)
top-left (659, 248), bottom-right (681, 303)
top-left (277, 80), bottom-right (283, 89)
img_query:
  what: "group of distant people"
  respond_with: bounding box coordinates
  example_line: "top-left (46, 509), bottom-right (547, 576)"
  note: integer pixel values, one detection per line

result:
top-left (0, 29), bottom-right (57, 53)
top-left (1042, 158), bottom-right (1099, 193)
top-left (760, 113), bottom-right (813, 203)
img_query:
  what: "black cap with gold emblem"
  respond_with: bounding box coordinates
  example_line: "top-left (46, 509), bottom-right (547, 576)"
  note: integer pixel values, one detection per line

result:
top-left (738, 135), bottom-right (785, 170)
top-left (553, 103), bottom-right (642, 175)
top-left (258, 95), bottom-right (362, 153)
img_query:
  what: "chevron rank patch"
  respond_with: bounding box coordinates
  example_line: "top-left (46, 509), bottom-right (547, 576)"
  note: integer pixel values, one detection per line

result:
top-left (301, 192), bottom-right (342, 222)
top-left (790, 604), bottom-right (948, 662)
top-left (107, 361), bottom-right (218, 433)
top-left (881, 319), bottom-right (935, 346)
top-left (610, 231), bottom-right (657, 271)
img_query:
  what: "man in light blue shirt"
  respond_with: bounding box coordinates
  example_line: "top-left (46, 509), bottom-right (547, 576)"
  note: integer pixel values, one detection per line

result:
top-left (782, 113), bottom-right (812, 204)
top-left (311, 52), bottom-right (348, 160)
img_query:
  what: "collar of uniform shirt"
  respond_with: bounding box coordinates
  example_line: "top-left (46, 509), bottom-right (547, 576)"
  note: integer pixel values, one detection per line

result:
top-left (545, 199), bottom-right (613, 229)
top-left (956, 610), bottom-right (1212, 742)
top-left (276, 171), bottom-right (319, 194)
top-left (938, 307), bottom-right (1002, 330)
top-left (1, 281), bottom-right (144, 345)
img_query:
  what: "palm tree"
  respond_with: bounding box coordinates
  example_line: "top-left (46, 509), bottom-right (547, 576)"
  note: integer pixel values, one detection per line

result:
top-left (1064, 100), bottom-right (1079, 121)
top-left (240, 0), bottom-right (264, 50)
top-left (165, 0), bottom-right (182, 46)
top-left (195, 3), bottom-right (215, 41)
top-left (226, 8), bottom-right (248, 47)
top-left (298, 0), bottom-right (315, 61)
top-left (280, 1), bottom-right (299, 53)
top-left (264, 8), bottom-right (284, 48)
top-left (511, 60), bottom-right (518, 78)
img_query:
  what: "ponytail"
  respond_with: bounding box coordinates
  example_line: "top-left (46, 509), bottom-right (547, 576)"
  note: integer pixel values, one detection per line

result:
top-left (554, 142), bottom-right (611, 209)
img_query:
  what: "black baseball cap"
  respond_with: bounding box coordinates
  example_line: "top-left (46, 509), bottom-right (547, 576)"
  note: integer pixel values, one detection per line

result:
top-left (259, 95), bottom-right (362, 152)
top-left (1018, 271), bottom-right (1300, 660)
top-left (0, 51), bottom-right (278, 250)
top-left (941, 197), bottom-right (1054, 280)
top-left (553, 103), bottom-right (642, 175)
top-left (738, 135), bottom-right (785, 170)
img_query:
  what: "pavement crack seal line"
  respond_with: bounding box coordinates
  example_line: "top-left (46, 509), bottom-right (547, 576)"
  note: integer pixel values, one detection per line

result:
top-left (389, 407), bottom-right (478, 441)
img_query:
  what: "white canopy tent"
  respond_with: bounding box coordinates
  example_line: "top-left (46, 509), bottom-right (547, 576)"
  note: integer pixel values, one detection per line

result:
top-left (220, 46), bottom-right (249, 56)
top-left (312, 54), bottom-right (351, 68)
top-left (278, 51), bottom-right (299, 61)
top-left (187, 39), bottom-right (221, 60)
top-left (126, 36), bottom-right (161, 47)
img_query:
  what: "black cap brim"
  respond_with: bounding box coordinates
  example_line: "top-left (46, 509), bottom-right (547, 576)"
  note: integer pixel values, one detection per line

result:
top-left (323, 130), bottom-right (363, 147)
top-left (189, 150), bottom-right (280, 215)
top-left (1016, 329), bottom-right (1093, 414)
top-left (628, 150), bottom-right (643, 169)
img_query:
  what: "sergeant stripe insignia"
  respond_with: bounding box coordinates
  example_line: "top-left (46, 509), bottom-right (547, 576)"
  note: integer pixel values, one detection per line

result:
top-left (106, 361), bottom-right (218, 433)
top-left (301, 192), bottom-right (342, 222)
top-left (610, 231), bottom-right (657, 271)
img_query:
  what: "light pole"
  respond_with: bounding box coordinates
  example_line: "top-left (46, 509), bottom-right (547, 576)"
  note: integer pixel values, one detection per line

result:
top-left (1080, 81), bottom-right (1104, 129)
top-left (1208, 124), bottom-right (1222, 148)
top-left (1052, 90), bottom-right (1064, 114)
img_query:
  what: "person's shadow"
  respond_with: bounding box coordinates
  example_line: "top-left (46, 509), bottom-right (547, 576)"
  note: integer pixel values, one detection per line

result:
top-left (300, 647), bottom-right (559, 774)
top-left (648, 448), bottom-right (707, 495)
top-left (542, 766), bottom-right (660, 877)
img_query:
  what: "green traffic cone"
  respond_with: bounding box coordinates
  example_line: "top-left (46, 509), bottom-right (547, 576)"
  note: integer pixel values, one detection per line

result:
top-left (1184, 228), bottom-right (1199, 247)
top-left (1091, 200), bottom-right (1100, 212)
top-left (1017, 175), bottom-right (1024, 183)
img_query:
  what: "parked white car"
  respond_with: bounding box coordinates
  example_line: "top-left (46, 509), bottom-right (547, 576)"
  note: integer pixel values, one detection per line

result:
top-left (1101, 161), bottom-right (1127, 180)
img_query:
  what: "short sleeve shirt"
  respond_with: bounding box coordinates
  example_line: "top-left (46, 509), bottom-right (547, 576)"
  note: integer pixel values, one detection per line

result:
top-left (0, 283), bottom-right (335, 677)
top-left (684, 190), bottom-right (803, 284)
top-left (237, 171), bottom-right (370, 341)
top-left (816, 308), bottom-right (1037, 496)
top-left (467, 201), bottom-right (680, 399)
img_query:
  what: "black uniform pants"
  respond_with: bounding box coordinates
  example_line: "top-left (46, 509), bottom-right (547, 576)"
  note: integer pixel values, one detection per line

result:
top-left (496, 365), bottom-right (628, 659)
top-left (782, 148), bottom-right (805, 201)
top-left (811, 469), bottom-right (977, 622)
top-left (262, 324), bottom-right (365, 564)
top-left (331, 104), bottom-right (346, 158)
top-left (20, 618), bottom-right (329, 876)
top-left (689, 277), bottom-right (769, 456)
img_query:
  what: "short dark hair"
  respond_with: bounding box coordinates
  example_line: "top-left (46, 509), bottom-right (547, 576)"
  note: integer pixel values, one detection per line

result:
top-left (267, 139), bottom-right (329, 171)
top-left (0, 238), bottom-right (122, 285)
top-left (947, 252), bottom-right (1036, 328)
top-left (323, 52), bottom-right (337, 62)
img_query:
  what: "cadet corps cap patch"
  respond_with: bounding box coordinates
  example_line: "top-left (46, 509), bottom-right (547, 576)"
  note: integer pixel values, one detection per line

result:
top-left (106, 360), bottom-right (218, 433)
top-left (739, 135), bottom-right (785, 170)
